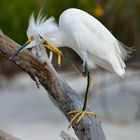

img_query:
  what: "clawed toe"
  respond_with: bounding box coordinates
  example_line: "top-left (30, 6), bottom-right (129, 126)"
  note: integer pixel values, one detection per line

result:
top-left (68, 110), bottom-right (95, 128)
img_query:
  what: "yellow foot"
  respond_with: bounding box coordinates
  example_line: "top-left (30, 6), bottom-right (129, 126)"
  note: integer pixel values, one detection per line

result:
top-left (68, 110), bottom-right (95, 128)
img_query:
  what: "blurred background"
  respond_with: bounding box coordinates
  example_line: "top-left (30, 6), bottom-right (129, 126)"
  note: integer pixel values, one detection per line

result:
top-left (0, 0), bottom-right (140, 140)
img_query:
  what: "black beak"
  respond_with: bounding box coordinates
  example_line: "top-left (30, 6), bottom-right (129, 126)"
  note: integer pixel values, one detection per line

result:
top-left (39, 35), bottom-right (43, 39)
top-left (9, 41), bottom-right (30, 60)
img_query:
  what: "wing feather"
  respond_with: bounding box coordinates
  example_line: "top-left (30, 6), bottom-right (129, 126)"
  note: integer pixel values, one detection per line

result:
top-left (60, 8), bottom-right (130, 76)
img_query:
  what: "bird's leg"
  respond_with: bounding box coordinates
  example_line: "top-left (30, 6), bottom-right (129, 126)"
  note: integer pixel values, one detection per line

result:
top-left (68, 72), bottom-right (95, 128)
top-left (82, 72), bottom-right (92, 110)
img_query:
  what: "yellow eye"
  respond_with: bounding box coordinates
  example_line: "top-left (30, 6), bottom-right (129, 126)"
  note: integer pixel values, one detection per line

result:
top-left (28, 36), bottom-right (34, 43)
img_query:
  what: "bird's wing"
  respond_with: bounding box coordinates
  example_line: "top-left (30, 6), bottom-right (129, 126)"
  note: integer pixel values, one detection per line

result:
top-left (75, 10), bottom-right (129, 60)
top-left (80, 18), bottom-right (128, 73)
top-left (60, 8), bottom-right (130, 75)
top-left (60, 9), bottom-right (114, 60)
top-left (65, 12), bottom-right (112, 69)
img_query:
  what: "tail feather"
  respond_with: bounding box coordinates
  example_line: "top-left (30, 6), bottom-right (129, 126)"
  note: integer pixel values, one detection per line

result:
top-left (116, 39), bottom-right (133, 61)
top-left (110, 38), bottom-right (133, 77)
top-left (111, 55), bottom-right (126, 77)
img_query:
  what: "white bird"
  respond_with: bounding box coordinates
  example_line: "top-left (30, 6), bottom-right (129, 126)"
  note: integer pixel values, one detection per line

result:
top-left (9, 13), bottom-right (62, 64)
top-left (9, 8), bottom-right (130, 127)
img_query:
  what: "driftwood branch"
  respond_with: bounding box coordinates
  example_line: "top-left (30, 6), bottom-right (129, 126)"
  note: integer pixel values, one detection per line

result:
top-left (0, 129), bottom-right (21, 140)
top-left (61, 131), bottom-right (78, 140)
top-left (0, 30), bottom-right (106, 140)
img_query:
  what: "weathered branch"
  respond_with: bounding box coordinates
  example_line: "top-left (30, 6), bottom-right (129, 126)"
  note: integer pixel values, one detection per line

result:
top-left (61, 131), bottom-right (78, 140)
top-left (0, 129), bottom-right (21, 140)
top-left (0, 30), bottom-right (106, 140)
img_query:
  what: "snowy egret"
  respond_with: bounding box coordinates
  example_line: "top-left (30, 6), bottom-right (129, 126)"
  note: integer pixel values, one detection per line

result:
top-left (10, 8), bottom-right (130, 127)
top-left (9, 14), bottom-right (62, 65)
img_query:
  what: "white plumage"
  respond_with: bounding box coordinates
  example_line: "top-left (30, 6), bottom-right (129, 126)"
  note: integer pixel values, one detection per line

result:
top-left (26, 14), bottom-right (59, 61)
top-left (57, 8), bottom-right (129, 76)
top-left (10, 8), bottom-right (131, 126)
top-left (11, 8), bottom-right (130, 76)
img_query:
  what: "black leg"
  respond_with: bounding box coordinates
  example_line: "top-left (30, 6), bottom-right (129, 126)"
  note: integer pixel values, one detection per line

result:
top-left (68, 71), bottom-right (94, 128)
top-left (82, 72), bottom-right (92, 111)
top-left (82, 62), bottom-right (88, 76)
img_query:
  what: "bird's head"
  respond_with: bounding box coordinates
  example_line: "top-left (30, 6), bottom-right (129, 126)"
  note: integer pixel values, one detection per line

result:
top-left (9, 13), bottom-right (59, 60)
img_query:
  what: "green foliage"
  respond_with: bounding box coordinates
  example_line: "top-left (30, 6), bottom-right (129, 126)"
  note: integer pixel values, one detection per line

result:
top-left (0, 0), bottom-right (98, 44)
top-left (0, 0), bottom-right (140, 62)
top-left (0, 0), bottom-right (140, 77)
top-left (104, 0), bottom-right (140, 47)
top-left (0, 0), bottom-right (46, 44)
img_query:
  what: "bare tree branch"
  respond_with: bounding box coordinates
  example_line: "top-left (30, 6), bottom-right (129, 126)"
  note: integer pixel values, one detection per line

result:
top-left (0, 30), bottom-right (107, 140)
top-left (61, 131), bottom-right (78, 140)
top-left (0, 129), bottom-right (21, 140)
